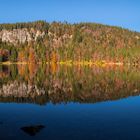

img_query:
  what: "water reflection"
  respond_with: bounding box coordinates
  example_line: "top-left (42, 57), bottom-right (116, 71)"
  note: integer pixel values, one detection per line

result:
top-left (0, 65), bottom-right (140, 140)
top-left (0, 64), bottom-right (140, 104)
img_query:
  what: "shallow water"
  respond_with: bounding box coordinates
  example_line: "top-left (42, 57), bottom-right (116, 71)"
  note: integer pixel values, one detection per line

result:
top-left (0, 64), bottom-right (140, 140)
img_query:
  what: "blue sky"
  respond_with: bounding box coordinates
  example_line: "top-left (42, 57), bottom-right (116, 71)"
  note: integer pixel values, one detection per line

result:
top-left (0, 0), bottom-right (140, 31)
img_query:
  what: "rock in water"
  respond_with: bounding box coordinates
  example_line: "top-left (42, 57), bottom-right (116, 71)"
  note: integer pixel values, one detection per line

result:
top-left (21, 125), bottom-right (45, 136)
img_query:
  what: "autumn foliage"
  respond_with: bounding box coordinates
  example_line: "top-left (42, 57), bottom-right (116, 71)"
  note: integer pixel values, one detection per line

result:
top-left (0, 21), bottom-right (140, 64)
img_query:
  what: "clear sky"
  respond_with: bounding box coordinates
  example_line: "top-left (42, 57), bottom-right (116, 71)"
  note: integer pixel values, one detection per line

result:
top-left (0, 0), bottom-right (140, 31)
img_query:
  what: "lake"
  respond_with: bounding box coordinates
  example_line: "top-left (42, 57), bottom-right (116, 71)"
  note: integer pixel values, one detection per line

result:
top-left (0, 64), bottom-right (140, 140)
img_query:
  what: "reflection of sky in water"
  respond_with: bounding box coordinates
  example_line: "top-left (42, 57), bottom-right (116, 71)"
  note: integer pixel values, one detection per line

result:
top-left (1, 96), bottom-right (140, 139)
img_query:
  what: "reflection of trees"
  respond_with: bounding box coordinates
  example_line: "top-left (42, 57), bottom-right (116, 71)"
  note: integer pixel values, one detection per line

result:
top-left (0, 65), bottom-right (9, 78)
top-left (0, 65), bottom-right (140, 105)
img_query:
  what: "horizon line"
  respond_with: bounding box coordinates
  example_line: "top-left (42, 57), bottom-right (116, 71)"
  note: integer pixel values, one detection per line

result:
top-left (0, 20), bottom-right (139, 33)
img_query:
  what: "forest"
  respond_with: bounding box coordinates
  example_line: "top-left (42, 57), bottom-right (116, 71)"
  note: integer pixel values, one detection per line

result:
top-left (0, 21), bottom-right (140, 65)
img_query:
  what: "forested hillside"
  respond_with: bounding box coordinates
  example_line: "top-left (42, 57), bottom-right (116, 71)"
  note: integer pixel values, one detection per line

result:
top-left (0, 21), bottom-right (140, 64)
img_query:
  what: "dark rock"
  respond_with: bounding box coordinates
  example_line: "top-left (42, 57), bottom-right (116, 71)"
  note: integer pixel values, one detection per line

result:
top-left (21, 125), bottom-right (45, 136)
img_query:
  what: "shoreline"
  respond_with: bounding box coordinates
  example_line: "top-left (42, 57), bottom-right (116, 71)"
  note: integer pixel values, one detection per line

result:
top-left (0, 61), bottom-right (124, 66)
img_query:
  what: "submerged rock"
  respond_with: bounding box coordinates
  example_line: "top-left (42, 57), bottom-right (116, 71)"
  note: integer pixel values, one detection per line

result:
top-left (21, 125), bottom-right (45, 136)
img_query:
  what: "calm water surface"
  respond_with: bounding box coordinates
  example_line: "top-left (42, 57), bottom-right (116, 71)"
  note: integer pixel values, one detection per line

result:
top-left (0, 64), bottom-right (140, 140)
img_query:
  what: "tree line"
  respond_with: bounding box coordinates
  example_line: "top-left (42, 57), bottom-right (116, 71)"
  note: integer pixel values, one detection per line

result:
top-left (0, 21), bottom-right (140, 64)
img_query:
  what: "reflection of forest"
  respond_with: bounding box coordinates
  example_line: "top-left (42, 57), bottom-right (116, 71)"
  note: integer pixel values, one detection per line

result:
top-left (0, 64), bottom-right (140, 105)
